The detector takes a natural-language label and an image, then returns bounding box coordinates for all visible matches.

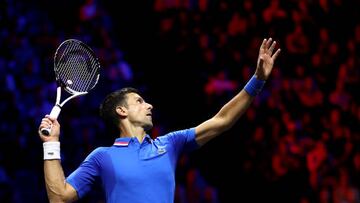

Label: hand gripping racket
[41,39,101,136]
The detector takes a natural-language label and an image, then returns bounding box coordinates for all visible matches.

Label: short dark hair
[99,87,140,129]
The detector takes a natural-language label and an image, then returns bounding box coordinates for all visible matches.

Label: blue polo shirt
[66,128,198,203]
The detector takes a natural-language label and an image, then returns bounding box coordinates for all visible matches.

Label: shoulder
[155,128,196,142]
[163,128,195,137]
[154,127,198,153]
[85,146,110,161]
[90,146,109,154]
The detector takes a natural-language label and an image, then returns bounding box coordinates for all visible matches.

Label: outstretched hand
[255,38,281,80]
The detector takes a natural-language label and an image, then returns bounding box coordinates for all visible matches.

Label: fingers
[268,40,276,53]
[265,38,273,50]
[39,116,53,131]
[260,38,267,50]
[262,37,280,58]
[272,48,281,61]
[39,115,59,131]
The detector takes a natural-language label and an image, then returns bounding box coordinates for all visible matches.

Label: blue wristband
[244,75,266,96]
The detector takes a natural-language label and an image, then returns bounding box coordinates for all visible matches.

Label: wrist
[244,75,266,96]
[254,72,266,80]
[43,141,61,160]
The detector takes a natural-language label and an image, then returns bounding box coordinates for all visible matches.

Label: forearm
[215,89,254,130]
[44,160,68,202]
[39,117,77,202]
[195,89,254,146]
[42,142,77,203]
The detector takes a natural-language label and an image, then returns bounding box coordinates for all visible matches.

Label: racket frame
[49,86,88,119]
[40,39,100,136]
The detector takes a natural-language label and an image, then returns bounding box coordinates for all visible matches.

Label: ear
[116,106,127,117]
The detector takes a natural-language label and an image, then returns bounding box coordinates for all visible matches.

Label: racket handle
[41,127,51,136]
[41,106,61,136]
[49,105,61,119]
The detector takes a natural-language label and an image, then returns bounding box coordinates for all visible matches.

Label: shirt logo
[157,147,166,154]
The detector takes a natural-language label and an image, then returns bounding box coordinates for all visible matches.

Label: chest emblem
[157,147,166,154]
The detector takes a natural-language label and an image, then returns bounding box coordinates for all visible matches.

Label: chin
[143,123,153,131]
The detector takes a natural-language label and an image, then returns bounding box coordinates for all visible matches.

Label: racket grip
[49,105,61,119]
[41,106,61,136]
[41,127,51,136]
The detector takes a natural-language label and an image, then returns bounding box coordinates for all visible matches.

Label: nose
[147,103,153,110]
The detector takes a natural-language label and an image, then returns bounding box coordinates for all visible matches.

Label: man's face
[125,93,153,131]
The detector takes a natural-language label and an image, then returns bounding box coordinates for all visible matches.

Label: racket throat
[49,105,62,119]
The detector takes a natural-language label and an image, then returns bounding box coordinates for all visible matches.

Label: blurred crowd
[0,0,359,203]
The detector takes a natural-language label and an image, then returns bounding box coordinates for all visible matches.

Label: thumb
[258,57,264,68]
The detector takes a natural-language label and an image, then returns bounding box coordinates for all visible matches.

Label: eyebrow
[133,96,144,102]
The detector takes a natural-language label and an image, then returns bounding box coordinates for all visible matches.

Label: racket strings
[59,44,97,91]
[55,41,100,93]
[65,46,96,90]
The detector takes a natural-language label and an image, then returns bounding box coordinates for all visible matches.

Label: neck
[119,124,146,143]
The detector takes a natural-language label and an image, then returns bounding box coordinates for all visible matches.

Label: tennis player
[38,38,280,202]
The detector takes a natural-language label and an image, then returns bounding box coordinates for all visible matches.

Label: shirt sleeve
[165,127,199,156]
[66,147,105,198]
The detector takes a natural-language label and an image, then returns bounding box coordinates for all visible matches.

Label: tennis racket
[41,39,101,136]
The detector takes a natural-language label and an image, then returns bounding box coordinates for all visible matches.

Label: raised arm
[195,38,281,146]
[38,116,78,202]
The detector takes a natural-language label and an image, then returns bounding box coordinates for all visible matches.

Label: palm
[255,38,281,80]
